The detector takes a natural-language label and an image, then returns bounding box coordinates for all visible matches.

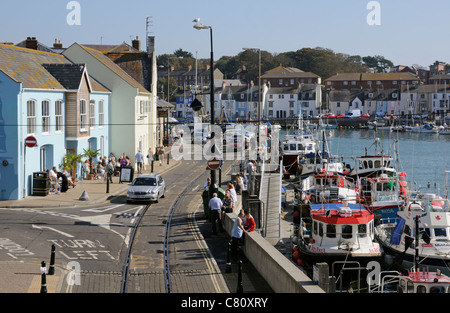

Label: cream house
[63,43,157,163]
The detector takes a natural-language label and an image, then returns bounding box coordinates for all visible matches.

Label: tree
[61,152,83,179]
[174,48,193,59]
[82,148,100,174]
[362,55,394,73]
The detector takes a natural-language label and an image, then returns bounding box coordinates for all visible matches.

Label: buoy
[296,258,305,267]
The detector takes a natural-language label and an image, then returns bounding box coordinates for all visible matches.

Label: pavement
[0,155,297,294]
[0,157,181,293]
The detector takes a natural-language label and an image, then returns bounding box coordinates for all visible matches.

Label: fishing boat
[359,173,406,223]
[300,169,357,205]
[296,203,382,272]
[348,138,397,179]
[368,119,391,130]
[411,122,440,133]
[371,214,450,293]
[281,133,317,175]
[439,124,450,135]
[376,192,450,276]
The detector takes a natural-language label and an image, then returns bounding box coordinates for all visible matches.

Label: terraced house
[0,44,110,200]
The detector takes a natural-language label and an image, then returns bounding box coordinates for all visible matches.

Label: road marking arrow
[32,224,75,238]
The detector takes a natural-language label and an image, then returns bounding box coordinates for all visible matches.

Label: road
[0,158,272,293]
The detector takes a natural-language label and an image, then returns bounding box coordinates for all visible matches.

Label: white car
[126,174,165,203]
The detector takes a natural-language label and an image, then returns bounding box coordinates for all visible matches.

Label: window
[326,224,336,238]
[358,224,368,238]
[42,100,50,133]
[434,228,447,238]
[27,100,36,135]
[342,225,352,239]
[80,99,87,132]
[98,100,104,127]
[55,100,63,132]
[90,100,95,128]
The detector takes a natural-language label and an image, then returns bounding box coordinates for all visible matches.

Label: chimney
[53,39,63,49]
[132,36,141,51]
[147,36,155,53]
[26,37,38,50]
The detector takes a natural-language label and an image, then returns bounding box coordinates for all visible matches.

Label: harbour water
[282,127,450,196]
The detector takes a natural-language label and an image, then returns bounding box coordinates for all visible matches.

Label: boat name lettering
[310,245,325,253]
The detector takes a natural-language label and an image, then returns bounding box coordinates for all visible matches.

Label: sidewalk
[0,158,180,209]
[0,157,180,293]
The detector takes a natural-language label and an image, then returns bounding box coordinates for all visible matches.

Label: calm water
[281,128,450,196]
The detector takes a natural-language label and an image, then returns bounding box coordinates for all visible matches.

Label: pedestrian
[135,150,144,174]
[106,160,115,183]
[231,209,247,259]
[243,209,255,232]
[159,146,165,165]
[235,174,243,195]
[221,193,234,226]
[56,171,68,192]
[204,177,211,190]
[227,183,237,204]
[208,193,223,234]
[147,147,154,165]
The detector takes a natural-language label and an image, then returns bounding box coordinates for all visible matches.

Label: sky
[1,0,449,69]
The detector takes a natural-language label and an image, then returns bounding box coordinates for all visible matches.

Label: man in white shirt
[208,193,223,234]
[49,166,58,181]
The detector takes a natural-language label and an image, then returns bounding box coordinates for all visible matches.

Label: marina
[280,126,450,292]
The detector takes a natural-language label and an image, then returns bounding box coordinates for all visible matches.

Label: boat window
[434,228,447,238]
[342,225,352,239]
[417,285,426,293]
[298,144,304,150]
[407,281,414,293]
[368,160,373,168]
[319,223,323,237]
[313,221,318,235]
[430,286,446,293]
[326,224,336,238]
[290,144,296,151]
[404,225,411,236]
[358,224,368,237]
[283,144,289,151]
[362,161,367,169]
[374,160,381,168]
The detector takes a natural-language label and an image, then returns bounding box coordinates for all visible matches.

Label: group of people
[46,166,75,194]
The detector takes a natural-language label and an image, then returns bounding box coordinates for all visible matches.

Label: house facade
[0,44,110,200]
[63,43,157,161]
[325,72,420,91]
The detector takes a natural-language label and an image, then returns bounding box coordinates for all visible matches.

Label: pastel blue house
[0,44,110,200]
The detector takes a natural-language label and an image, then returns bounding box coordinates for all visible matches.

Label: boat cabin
[282,139,316,156]
[350,155,395,178]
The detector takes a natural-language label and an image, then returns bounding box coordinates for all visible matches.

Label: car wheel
[161,188,165,198]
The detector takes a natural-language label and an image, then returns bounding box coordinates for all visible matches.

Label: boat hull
[282,154,299,174]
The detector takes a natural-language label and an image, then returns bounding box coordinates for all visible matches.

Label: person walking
[135,150,144,174]
[159,146,165,165]
[231,209,247,259]
[208,193,223,234]
[147,147,154,165]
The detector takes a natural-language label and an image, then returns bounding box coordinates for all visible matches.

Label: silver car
[126,174,165,203]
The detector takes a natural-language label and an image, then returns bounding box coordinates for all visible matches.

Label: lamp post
[243,47,261,144]
[193,18,217,197]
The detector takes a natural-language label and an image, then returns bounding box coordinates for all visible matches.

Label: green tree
[174,48,193,58]
[82,148,100,174]
[362,55,393,73]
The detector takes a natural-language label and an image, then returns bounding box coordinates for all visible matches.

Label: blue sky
[1,0,449,69]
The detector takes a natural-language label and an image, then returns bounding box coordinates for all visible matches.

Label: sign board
[25,136,37,148]
[207,157,221,170]
[119,166,134,183]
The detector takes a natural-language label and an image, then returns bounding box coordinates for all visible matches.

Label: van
[344,110,362,118]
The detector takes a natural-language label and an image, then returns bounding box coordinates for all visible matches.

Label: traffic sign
[207,157,221,170]
[25,136,37,148]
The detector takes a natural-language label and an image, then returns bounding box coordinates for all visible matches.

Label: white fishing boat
[348,138,397,179]
[368,119,391,130]
[296,202,382,272]
[300,170,358,205]
[359,173,406,224]
[411,122,439,133]
[281,133,317,175]
[376,192,450,276]
[371,213,450,293]
[439,124,450,135]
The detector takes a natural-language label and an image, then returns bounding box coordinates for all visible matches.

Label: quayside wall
[223,212,325,293]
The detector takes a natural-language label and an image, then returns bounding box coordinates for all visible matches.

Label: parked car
[337,113,345,118]
[361,113,370,119]
[325,113,336,118]
[126,174,165,203]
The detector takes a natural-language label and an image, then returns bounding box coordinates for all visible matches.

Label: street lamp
[243,47,261,144]
[193,18,217,198]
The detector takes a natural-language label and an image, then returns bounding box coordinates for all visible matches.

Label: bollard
[151,161,154,173]
[167,153,170,165]
[225,241,232,273]
[48,244,55,275]
[40,261,47,293]
[236,259,243,293]
[106,176,110,194]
